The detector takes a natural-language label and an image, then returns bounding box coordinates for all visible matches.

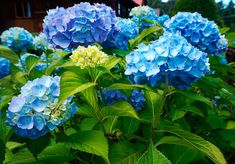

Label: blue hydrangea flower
[33,33,48,50]
[164,12,228,55]
[125,32,210,89]
[1,27,33,51]
[43,3,117,50]
[130,90,145,111]
[157,14,170,25]
[6,76,78,139]
[130,6,158,30]
[102,89,128,106]
[0,57,10,79]
[102,18,138,50]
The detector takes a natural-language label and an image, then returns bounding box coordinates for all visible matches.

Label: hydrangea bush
[0,3,234,164]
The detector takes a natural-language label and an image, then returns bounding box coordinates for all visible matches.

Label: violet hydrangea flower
[164,12,228,55]
[1,27,33,51]
[6,76,78,139]
[125,32,210,89]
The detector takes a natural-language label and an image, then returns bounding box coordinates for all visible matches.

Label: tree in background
[172,0,220,23]
[219,1,235,31]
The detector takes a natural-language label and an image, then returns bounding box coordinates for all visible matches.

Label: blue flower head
[33,33,48,50]
[1,27,33,51]
[103,18,139,50]
[0,57,10,79]
[131,90,145,111]
[43,3,117,50]
[101,89,128,106]
[164,12,228,55]
[130,6,158,30]
[6,76,78,139]
[125,32,210,89]
[157,14,170,25]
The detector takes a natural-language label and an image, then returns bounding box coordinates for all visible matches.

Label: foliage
[0,3,234,164]
[173,0,220,23]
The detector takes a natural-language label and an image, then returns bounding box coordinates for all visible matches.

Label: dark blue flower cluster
[43,3,117,50]
[125,32,210,89]
[1,27,33,51]
[103,18,138,50]
[0,57,10,79]
[101,89,145,111]
[164,12,227,55]
[130,6,158,30]
[130,90,145,111]
[6,76,77,139]
[102,89,128,106]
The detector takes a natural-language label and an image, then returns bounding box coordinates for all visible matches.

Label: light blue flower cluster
[103,18,138,50]
[1,27,33,51]
[164,12,227,55]
[130,6,158,30]
[6,76,77,139]
[33,33,48,50]
[130,90,145,111]
[125,32,210,89]
[43,3,117,50]
[0,57,10,79]
[102,89,128,106]
[157,14,170,25]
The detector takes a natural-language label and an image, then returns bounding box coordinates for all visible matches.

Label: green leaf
[80,118,98,131]
[37,144,75,163]
[103,56,122,70]
[226,32,235,47]
[137,141,172,164]
[169,145,200,164]
[176,91,212,107]
[172,110,186,121]
[101,101,139,119]
[180,106,204,117]
[103,48,129,57]
[108,83,153,92]
[157,126,226,164]
[219,27,230,34]
[45,58,65,75]
[25,55,40,73]
[0,119,12,143]
[6,148,37,164]
[81,86,99,113]
[6,142,25,150]
[59,130,109,162]
[0,45,19,63]
[129,25,163,49]
[123,117,140,135]
[0,140,5,164]
[59,70,96,104]
[109,142,144,164]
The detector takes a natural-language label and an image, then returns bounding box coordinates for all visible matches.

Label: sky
[161,0,235,5]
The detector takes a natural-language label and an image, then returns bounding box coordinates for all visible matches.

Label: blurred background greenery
[148,0,235,31]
